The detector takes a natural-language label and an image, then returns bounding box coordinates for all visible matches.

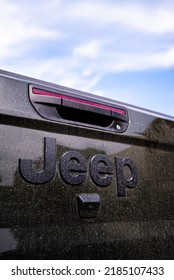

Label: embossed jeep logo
[19,137,138,197]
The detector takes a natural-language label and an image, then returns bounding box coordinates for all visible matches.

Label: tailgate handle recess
[30,86,129,132]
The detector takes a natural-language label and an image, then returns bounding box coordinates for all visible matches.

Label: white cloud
[0,0,61,59]
[73,41,102,59]
[1,0,174,97]
[99,47,174,72]
[66,1,174,34]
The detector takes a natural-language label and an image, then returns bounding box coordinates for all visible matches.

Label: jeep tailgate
[0,70,174,259]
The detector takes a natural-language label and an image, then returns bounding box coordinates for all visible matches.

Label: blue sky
[1,0,174,117]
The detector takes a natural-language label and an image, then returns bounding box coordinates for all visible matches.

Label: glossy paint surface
[0,71,174,259]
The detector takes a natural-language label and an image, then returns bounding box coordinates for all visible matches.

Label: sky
[1,0,174,117]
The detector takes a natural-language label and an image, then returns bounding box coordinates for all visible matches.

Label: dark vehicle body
[0,70,174,259]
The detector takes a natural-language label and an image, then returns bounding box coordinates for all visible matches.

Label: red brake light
[32,88,126,116]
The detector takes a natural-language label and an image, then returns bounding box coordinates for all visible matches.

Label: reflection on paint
[0,228,18,253]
